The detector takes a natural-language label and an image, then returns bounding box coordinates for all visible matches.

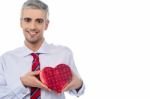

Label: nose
[30,21,36,30]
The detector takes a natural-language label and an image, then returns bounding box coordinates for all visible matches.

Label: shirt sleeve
[69,83,85,97]
[67,48,85,97]
[0,56,30,99]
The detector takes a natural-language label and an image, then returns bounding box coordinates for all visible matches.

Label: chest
[4,54,70,85]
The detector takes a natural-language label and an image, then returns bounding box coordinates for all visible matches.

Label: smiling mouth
[27,31,38,37]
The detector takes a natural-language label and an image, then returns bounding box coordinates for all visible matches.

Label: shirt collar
[21,41,52,57]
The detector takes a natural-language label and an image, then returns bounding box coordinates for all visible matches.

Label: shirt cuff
[11,77,30,98]
[69,83,85,97]
[76,82,83,92]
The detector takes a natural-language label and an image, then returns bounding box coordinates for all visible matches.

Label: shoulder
[48,43,73,55]
[1,47,24,58]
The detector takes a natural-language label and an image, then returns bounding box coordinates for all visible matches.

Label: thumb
[40,82,51,92]
[62,82,73,92]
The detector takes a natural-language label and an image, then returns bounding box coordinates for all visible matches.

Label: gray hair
[21,0,49,19]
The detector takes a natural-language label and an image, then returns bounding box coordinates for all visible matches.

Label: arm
[63,72,85,97]
[20,71,51,91]
[64,48,85,97]
[0,56,50,99]
[0,56,29,99]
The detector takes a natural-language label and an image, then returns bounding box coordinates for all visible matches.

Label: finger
[42,84,51,92]
[34,70,40,75]
[42,85,51,92]
[55,92,61,96]
[29,70,40,76]
[62,82,72,92]
[39,82,51,92]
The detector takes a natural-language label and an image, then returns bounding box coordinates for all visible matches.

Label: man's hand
[20,71,51,91]
[62,72,83,92]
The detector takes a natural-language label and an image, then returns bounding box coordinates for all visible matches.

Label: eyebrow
[22,17,44,20]
[35,18,44,21]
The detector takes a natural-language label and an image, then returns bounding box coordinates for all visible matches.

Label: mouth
[27,30,39,37]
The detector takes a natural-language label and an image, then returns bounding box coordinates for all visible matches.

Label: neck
[25,38,44,52]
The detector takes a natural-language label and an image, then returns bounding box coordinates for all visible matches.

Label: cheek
[21,23,28,30]
[38,25,46,31]
[39,22,48,30]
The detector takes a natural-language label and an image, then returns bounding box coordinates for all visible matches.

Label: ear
[45,20,49,30]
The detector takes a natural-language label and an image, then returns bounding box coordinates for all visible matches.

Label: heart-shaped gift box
[40,64,72,93]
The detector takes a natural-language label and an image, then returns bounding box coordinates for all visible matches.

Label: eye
[23,18,32,23]
[36,19,44,24]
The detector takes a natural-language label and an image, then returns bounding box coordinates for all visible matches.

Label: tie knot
[31,53,39,60]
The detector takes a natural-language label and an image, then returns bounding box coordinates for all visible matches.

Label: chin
[26,39,38,44]
[26,37,44,44]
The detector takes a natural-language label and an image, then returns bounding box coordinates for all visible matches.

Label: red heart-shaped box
[40,64,72,93]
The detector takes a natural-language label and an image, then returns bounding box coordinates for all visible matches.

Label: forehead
[21,8,46,19]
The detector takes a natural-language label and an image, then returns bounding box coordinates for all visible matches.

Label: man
[0,0,85,99]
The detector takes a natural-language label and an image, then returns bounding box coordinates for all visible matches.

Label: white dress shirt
[0,41,85,99]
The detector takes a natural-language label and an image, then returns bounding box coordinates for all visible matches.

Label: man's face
[20,8,49,44]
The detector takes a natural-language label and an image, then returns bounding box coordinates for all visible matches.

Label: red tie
[30,53,41,99]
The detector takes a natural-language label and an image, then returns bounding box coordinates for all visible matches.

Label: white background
[0,0,150,99]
